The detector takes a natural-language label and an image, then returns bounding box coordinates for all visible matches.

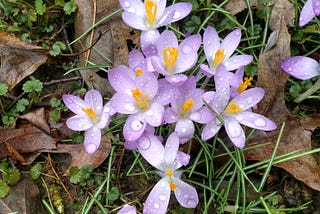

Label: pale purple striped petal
[203,26,220,65]
[123,115,146,141]
[221,29,241,60]
[164,107,179,123]
[108,65,136,92]
[224,117,245,148]
[164,132,180,164]
[158,3,192,26]
[141,30,160,57]
[143,102,164,127]
[313,0,320,15]
[202,120,221,141]
[121,12,147,30]
[117,204,137,214]
[224,55,253,71]
[231,87,264,111]
[299,0,315,26]
[84,127,101,154]
[66,115,93,131]
[173,178,199,208]
[84,90,103,115]
[175,119,194,141]
[234,111,277,131]
[111,92,139,114]
[63,94,88,115]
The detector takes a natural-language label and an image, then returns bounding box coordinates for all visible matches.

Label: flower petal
[123,115,146,141]
[173,178,199,208]
[158,3,192,26]
[165,73,188,85]
[63,94,88,115]
[155,79,180,105]
[108,65,136,93]
[231,87,265,110]
[224,55,253,71]
[158,30,179,66]
[300,0,316,26]
[201,120,221,141]
[224,117,245,148]
[164,107,179,123]
[313,0,320,15]
[96,102,114,129]
[138,132,164,169]
[84,90,103,115]
[235,111,277,131]
[117,204,137,214]
[66,115,93,131]
[199,64,215,77]
[111,92,138,114]
[136,72,159,99]
[164,132,180,164]
[214,64,231,106]
[176,151,190,166]
[203,26,220,65]
[141,30,160,57]
[84,127,101,154]
[143,102,164,127]
[119,0,144,15]
[128,49,145,69]
[192,106,215,124]
[279,56,319,80]
[121,11,147,30]
[143,177,170,214]
[221,29,241,60]
[175,119,194,141]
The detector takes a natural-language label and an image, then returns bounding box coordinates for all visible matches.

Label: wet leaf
[246,17,320,191]
[19,108,50,134]
[0,31,49,91]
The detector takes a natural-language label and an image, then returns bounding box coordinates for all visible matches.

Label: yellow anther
[169,181,177,191]
[82,107,97,120]
[131,88,149,110]
[145,0,157,24]
[213,49,225,67]
[135,68,143,76]
[166,169,173,177]
[163,47,179,72]
[225,101,242,114]
[180,99,194,115]
[237,77,253,93]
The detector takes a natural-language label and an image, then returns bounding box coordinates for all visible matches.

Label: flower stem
[294,77,320,103]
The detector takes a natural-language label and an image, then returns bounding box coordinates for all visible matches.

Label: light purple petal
[224,117,245,148]
[173,178,199,208]
[96,102,114,129]
[234,111,277,131]
[136,72,159,99]
[214,64,231,106]
[164,107,179,123]
[124,140,138,150]
[117,204,137,214]
[138,132,164,169]
[224,55,253,71]
[143,102,164,127]
[155,0,167,21]
[84,90,103,115]
[313,0,320,15]
[231,87,265,111]
[158,3,192,26]
[158,30,179,67]
[186,88,205,111]
[119,0,144,15]
[84,127,101,154]
[165,74,188,85]
[199,64,215,77]
[203,26,220,65]
[123,115,146,141]
[141,30,160,57]
[121,12,147,30]
[164,132,180,164]
[108,65,136,92]
[300,0,316,26]
[155,79,180,105]
[175,34,201,73]
[111,92,139,114]
[66,115,93,131]
[221,29,241,60]
[192,106,215,124]
[176,151,190,166]
[279,56,319,80]
[175,119,194,140]
[63,94,88,115]
[128,49,145,69]
[201,120,221,141]
[143,177,170,214]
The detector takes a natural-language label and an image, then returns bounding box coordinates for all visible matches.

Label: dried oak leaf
[246,18,320,191]
[0,31,48,91]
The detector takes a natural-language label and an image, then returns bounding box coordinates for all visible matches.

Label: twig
[43,76,82,87]
[41,176,54,209]
[48,153,74,202]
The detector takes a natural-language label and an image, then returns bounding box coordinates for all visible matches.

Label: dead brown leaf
[0,31,49,91]
[246,17,320,191]
[19,108,50,134]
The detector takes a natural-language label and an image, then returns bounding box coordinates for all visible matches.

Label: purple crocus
[150,30,201,85]
[117,204,137,214]
[279,56,319,80]
[230,66,254,98]
[164,76,206,143]
[200,26,253,77]
[299,0,320,27]
[201,65,276,148]
[63,90,114,154]
[136,132,198,214]
[119,0,192,56]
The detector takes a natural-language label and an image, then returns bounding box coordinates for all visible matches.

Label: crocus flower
[279,56,319,80]
[119,0,192,56]
[299,0,320,27]
[200,26,253,77]
[230,66,254,98]
[136,132,198,214]
[63,90,114,154]
[201,65,276,148]
[150,30,201,85]
[164,76,205,143]
[117,204,137,214]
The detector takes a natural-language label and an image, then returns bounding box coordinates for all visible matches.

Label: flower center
[213,49,225,67]
[131,88,149,110]
[179,99,194,117]
[82,107,98,121]
[225,101,242,114]
[237,76,253,93]
[163,47,178,73]
[145,0,157,24]
[135,68,143,77]
[165,169,177,191]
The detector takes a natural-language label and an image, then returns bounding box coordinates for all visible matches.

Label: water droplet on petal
[247,97,253,104]
[78,123,83,127]
[182,45,192,54]
[146,109,154,116]
[186,199,197,207]
[124,104,135,112]
[104,106,110,112]
[228,123,242,137]
[154,203,160,209]
[184,193,189,198]
[190,112,201,121]
[86,144,97,154]
[253,118,266,127]
[181,127,187,133]
[138,136,151,150]
[131,120,144,131]
[159,194,167,201]
[123,1,130,7]
[173,11,181,19]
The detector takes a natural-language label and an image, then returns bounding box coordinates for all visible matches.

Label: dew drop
[181,127,187,133]
[146,109,154,116]
[124,104,135,112]
[159,194,167,201]
[154,203,160,209]
[86,144,97,154]
[253,118,266,127]
[131,120,144,131]
[173,11,181,19]
[190,112,201,121]
[138,137,151,150]
[186,199,197,207]
[184,193,189,198]
[123,1,130,7]
[78,123,83,127]
[227,122,242,137]
[247,97,254,104]
[182,45,192,54]
[104,106,110,112]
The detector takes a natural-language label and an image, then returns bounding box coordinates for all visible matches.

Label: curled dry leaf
[19,108,50,134]
[246,17,320,191]
[0,31,48,91]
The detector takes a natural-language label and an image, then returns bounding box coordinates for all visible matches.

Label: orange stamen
[163,47,179,72]
[225,101,242,114]
[135,68,143,76]
[131,88,149,110]
[213,49,225,67]
[145,0,157,24]
[82,107,97,120]
[237,77,253,93]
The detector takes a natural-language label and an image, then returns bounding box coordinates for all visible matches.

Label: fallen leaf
[19,108,50,134]
[224,0,258,16]
[246,17,320,191]
[0,31,49,91]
